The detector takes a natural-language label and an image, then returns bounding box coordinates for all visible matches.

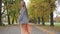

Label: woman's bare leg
[27,23,32,34]
[20,24,29,34]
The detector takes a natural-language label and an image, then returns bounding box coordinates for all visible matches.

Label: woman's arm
[18,9,25,22]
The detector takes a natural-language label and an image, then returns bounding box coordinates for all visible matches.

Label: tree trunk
[33,17,37,24]
[12,13,15,24]
[50,12,54,26]
[38,16,40,24]
[0,0,2,26]
[12,18,14,24]
[7,10,10,25]
[8,15,10,25]
[15,19,17,23]
[42,17,45,25]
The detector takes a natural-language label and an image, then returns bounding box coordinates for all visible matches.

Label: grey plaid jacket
[18,7,29,24]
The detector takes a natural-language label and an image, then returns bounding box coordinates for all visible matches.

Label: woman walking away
[18,0,32,34]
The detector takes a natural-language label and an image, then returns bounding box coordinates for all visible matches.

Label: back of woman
[18,0,32,34]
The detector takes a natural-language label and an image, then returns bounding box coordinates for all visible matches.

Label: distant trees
[0,0,56,26]
[58,0,60,5]
[4,0,21,24]
[0,0,21,25]
[29,0,56,26]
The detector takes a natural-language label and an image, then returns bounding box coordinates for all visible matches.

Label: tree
[49,0,56,26]
[4,0,11,25]
[3,0,21,24]
[29,0,56,26]
[38,16,40,24]
[9,0,21,24]
[58,0,60,5]
[50,12,54,26]
[29,0,49,25]
[0,0,2,25]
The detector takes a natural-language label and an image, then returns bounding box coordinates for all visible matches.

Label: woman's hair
[21,0,26,7]
[20,0,28,16]
[21,0,27,11]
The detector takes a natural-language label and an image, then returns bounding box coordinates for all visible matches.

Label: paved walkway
[0,25,60,34]
[0,25,48,34]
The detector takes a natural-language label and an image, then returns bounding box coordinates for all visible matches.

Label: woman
[18,0,32,34]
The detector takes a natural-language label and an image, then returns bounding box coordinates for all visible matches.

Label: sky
[53,0,60,18]
[24,0,30,6]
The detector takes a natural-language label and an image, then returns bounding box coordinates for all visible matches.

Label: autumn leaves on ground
[34,23,60,32]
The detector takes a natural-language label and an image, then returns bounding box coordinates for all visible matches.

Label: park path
[0,25,60,34]
[0,25,48,34]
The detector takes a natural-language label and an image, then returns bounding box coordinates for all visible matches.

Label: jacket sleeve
[18,9,24,22]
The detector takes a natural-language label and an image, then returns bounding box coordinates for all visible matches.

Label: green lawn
[45,23,60,27]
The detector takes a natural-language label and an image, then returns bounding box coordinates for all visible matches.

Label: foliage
[29,0,56,22]
[3,0,21,23]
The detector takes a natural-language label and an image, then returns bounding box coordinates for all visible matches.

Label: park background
[0,0,60,34]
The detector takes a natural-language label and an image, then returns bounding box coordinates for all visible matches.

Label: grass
[45,23,60,26]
